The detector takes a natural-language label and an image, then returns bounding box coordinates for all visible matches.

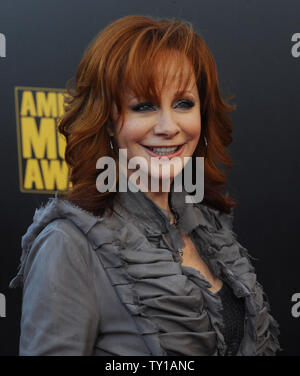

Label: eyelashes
[130,99,195,112]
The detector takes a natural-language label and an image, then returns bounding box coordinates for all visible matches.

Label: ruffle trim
[10,197,282,356]
[85,200,281,356]
[88,219,218,356]
[192,204,282,356]
[254,282,282,355]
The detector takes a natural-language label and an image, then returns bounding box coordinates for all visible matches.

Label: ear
[106,117,115,137]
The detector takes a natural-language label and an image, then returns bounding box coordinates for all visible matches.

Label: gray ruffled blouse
[10,184,281,356]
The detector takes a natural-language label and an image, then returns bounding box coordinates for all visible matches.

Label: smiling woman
[58,15,236,217]
[108,51,201,200]
[10,15,281,356]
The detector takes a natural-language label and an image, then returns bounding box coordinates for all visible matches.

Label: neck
[123,170,176,224]
[144,190,175,225]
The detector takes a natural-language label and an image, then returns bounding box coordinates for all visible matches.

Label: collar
[113,171,209,235]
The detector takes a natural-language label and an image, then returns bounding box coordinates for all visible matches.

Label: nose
[153,109,180,138]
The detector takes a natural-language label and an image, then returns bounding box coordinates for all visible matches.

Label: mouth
[141,144,185,158]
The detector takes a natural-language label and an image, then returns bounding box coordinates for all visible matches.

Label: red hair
[58,15,237,216]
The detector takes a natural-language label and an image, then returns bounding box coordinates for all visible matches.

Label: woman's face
[111,56,201,188]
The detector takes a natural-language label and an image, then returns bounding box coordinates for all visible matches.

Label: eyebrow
[128,90,196,102]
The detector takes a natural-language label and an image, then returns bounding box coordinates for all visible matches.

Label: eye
[130,99,195,112]
[130,102,156,112]
[175,99,195,109]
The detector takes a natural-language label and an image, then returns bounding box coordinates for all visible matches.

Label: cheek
[186,117,201,140]
[118,119,152,144]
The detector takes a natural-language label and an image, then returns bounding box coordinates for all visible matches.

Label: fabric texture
[216,281,246,356]
[10,181,281,356]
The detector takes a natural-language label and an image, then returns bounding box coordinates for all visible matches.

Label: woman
[10,15,281,356]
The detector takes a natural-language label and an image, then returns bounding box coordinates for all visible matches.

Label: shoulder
[31,217,91,254]
[10,197,117,289]
[35,217,90,247]
[22,218,96,286]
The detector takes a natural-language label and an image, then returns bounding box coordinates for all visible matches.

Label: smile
[142,144,185,158]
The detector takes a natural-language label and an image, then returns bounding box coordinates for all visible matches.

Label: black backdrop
[0,0,299,356]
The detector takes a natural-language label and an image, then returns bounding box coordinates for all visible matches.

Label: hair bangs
[116,43,197,128]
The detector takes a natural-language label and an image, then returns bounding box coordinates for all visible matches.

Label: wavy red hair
[58,15,237,216]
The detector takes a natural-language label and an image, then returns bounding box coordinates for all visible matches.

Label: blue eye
[130,99,195,112]
[131,102,155,112]
[176,99,195,109]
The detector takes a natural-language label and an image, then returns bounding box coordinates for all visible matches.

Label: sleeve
[230,234,281,355]
[215,208,282,356]
[19,221,101,356]
[233,231,281,355]
[253,280,282,356]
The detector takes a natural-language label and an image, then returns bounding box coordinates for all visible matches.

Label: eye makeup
[130,99,195,112]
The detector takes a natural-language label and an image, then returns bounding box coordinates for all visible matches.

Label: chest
[179,232,223,294]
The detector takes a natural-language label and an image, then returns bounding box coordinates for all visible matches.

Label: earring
[203,136,208,158]
[109,137,114,150]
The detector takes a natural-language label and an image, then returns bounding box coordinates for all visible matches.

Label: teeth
[149,146,180,155]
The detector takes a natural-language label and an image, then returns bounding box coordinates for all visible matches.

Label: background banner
[0,0,299,356]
